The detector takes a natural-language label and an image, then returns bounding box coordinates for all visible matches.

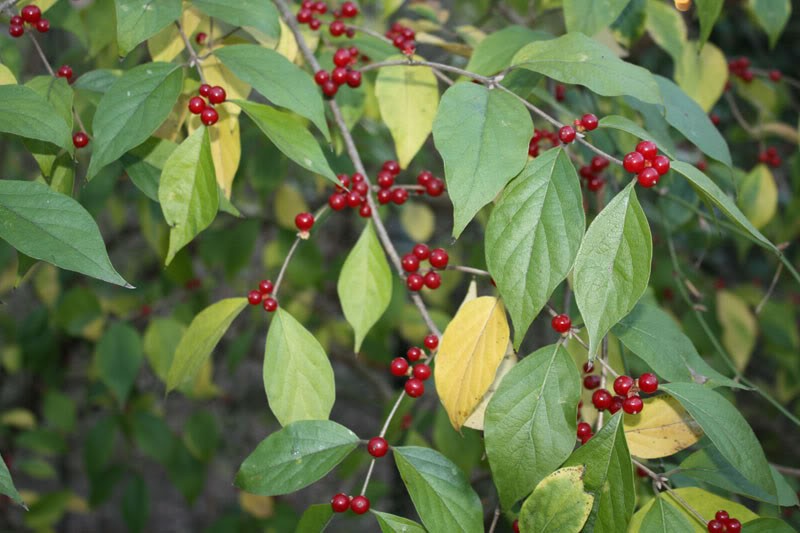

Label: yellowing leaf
[737,164,777,230]
[434,296,510,429]
[624,396,703,459]
[239,492,275,519]
[188,104,241,198]
[201,49,250,114]
[0,64,17,85]
[675,41,727,112]
[717,290,757,372]
[629,487,759,532]
[0,408,37,429]
[400,203,435,243]
[463,348,517,431]
[148,8,204,62]
[273,184,310,230]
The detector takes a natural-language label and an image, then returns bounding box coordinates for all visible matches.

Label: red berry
[21,5,41,23]
[259,280,274,294]
[377,189,392,204]
[416,171,433,186]
[200,107,219,126]
[346,27,355,38]
[636,140,658,160]
[623,395,643,414]
[613,376,634,396]
[351,172,365,183]
[741,70,753,82]
[367,436,389,457]
[331,493,350,513]
[263,297,278,312]
[424,334,438,350]
[341,1,358,17]
[581,113,598,131]
[390,357,409,376]
[198,83,212,97]
[329,20,346,36]
[426,178,444,196]
[726,519,741,533]
[707,520,724,533]
[208,86,226,104]
[10,15,22,25]
[583,375,601,390]
[551,314,571,333]
[382,160,400,175]
[587,176,605,192]
[314,70,330,85]
[346,191,362,207]
[302,0,313,8]
[309,18,322,30]
[592,389,612,410]
[248,290,263,305]
[333,48,352,67]
[57,65,73,80]
[391,187,408,204]
[359,204,372,218]
[313,1,327,13]
[413,363,431,381]
[623,151,646,173]
[9,24,24,37]
[652,155,670,176]
[401,41,416,55]
[769,69,782,82]
[188,96,206,114]
[72,132,89,148]
[559,125,576,144]
[513,520,520,533]
[195,32,207,44]
[429,248,448,269]
[710,113,721,126]
[294,212,315,232]
[715,511,729,521]
[609,395,625,414]
[35,18,49,33]
[590,156,609,172]
[412,244,429,260]
[423,271,441,289]
[346,70,362,88]
[377,170,394,189]
[577,422,592,439]
[638,373,659,393]
[350,495,370,514]
[406,347,422,362]
[401,253,420,272]
[555,84,566,101]
[296,8,312,23]
[321,80,338,98]
[331,66,348,85]
[405,378,425,398]
[406,273,424,291]
[583,362,594,373]
[637,167,660,188]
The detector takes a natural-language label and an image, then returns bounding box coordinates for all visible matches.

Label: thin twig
[432,68,455,86]
[771,463,800,478]
[488,505,502,533]
[446,265,490,277]
[754,262,782,314]
[176,20,207,83]
[272,237,301,298]
[27,33,55,76]
[724,91,757,137]
[347,24,391,43]
[360,59,493,84]
[632,459,707,527]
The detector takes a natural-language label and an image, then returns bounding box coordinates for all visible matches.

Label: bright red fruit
[200,107,219,126]
[424,271,441,289]
[592,389,612,410]
[406,273,424,291]
[638,373,659,393]
[188,96,206,114]
[333,48,352,67]
[405,378,425,398]
[390,357,409,376]
[551,314,571,333]
[35,18,49,32]
[413,364,431,381]
[72,132,89,148]
[198,83,212,97]
[424,334,438,350]
[614,375,634,396]
[330,493,349,513]
[623,151,646,173]
[559,125,576,144]
[259,280,274,294]
[406,347,422,361]
[636,140,658,160]
[195,32,207,44]
[429,248,448,269]
[263,297,278,312]
[382,160,400,175]
[57,65,73,80]
[707,520,724,533]
[623,395,643,414]
[652,155,670,176]
[9,24,24,37]
[341,1,358,17]
[367,437,388,457]
[208,86,226,104]
[577,422,592,439]
[21,5,41,23]
[391,187,409,204]
[726,519,741,533]
[412,244,429,260]
[581,113,599,131]
[402,254,420,272]
[346,70,362,88]
[350,495,370,514]
[321,80,338,97]
[295,212,315,231]
[637,167,660,188]
[583,375,601,390]
[247,291,262,305]
[426,178,445,196]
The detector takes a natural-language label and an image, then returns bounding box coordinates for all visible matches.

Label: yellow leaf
[273,184,310,230]
[675,41,727,111]
[624,396,703,459]
[716,290,757,372]
[400,203,435,243]
[0,408,37,429]
[0,63,17,85]
[463,348,517,430]
[239,492,275,519]
[375,55,439,168]
[434,296,510,429]
[737,164,777,230]
[33,264,60,308]
[189,104,241,198]
[148,7,204,62]
[629,487,759,532]
[67,494,89,513]
[201,47,251,112]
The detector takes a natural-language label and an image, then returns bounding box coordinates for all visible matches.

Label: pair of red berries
[294,212,315,232]
[591,373,659,415]
[558,113,598,145]
[413,170,445,197]
[331,493,370,514]
[328,172,373,217]
[528,128,559,158]
[8,5,49,37]
[314,47,362,98]
[403,245,448,292]
[623,141,671,188]
[707,510,742,533]
[758,147,781,168]
[188,84,227,126]
[385,22,416,55]
[581,361,601,390]
[578,155,609,192]
[247,279,278,312]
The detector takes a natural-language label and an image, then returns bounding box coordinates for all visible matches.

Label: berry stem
[445,265,490,277]
[176,20,207,83]
[723,91,757,137]
[487,505,502,533]
[632,459,707,527]
[754,262,782,315]
[27,32,55,76]
[359,59,495,84]
[272,236,302,298]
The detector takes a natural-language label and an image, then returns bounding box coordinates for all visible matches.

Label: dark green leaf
[598,115,675,159]
[563,0,632,37]
[183,411,219,462]
[0,84,71,150]
[192,0,280,39]
[748,0,791,48]
[372,510,427,533]
[121,474,149,533]
[695,0,724,46]
[0,451,25,508]
[640,496,694,532]
[466,26,551,76]
[742,518,796,533]
[122,137,178,202]
[115,0,181,55]
[295,504,333,533]
[95,322,143,405]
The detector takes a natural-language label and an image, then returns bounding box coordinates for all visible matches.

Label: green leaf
[235,420,359,495]
[564,413,636,533]
[563,0,632,37]
[640,496,695,532]
[748,0,791,48]
[671,161,775,252]
[166,298,248,392]
[485,343,582,508]
[337,222,392,352]
[432,407,483,476]
[598,115,675,159]
[432,82,532,237]
[158,127,218,265]
[519,466,594,532]
[235,100,338,184]
[742,518,796,533]
[465,26,550,76]
[215,45,330,141]
[115,0,181,55]
[372,511,427,533]
[654,76,731,166]
[393,446,483,533]
[573,182,652,359]
[87,62,183,179]
[512,33,662,105]
[661,382,776,497]
[264,308,335,426]
[485,149,584,345]
[375,56,439,168]
[122,137,178,202]
[0,180,130,287]
[737,164,777,230]
[192,0,280,39]
[695,0,724,46]
[95,322,143,405]
[0,451,25,508]
[613,302,740,387]
[24,76,75,176]
[0,84,71,150]
[295,504,334,533]
[121,474,149,533]
[645,0,687,61]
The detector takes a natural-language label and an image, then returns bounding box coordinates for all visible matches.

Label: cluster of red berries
[314,47,362,98]
[8,5,49,37]
[581,361,601,391]
[390,335,438,398]
[374,166,444,204]
[707,510,742,533]
[297,1,359,33]
[591,372,659,415]
[551,313,571,334]
[402,245,448,292]
[623,141,671,188]
[328,172,373,217]
[384,22,417,55]
[579,156,609,192]
[557,113,598,145]
[728,57,755,83]
[187,84,226,126]
[247,279,278,313]
[528,129,559,157]
[411,170,445,197]
[331,493,370,514]
[758,146,781,168]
